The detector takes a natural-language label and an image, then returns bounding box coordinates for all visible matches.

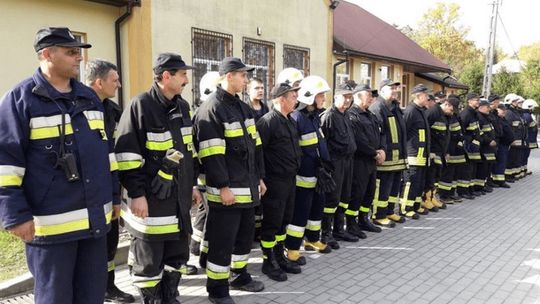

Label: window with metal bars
[243,38,275,101]
[191,28,233,107]
[283,44,310,76]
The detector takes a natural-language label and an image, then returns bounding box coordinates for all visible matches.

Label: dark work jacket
[478,112,497,161]
[505,106,527,148]
[0,69,115,244]
[426,104,450,165]
[368,97,407,171]
[320,105,357,160]
[115,83,195,240]
[247,99,270,122]
[459,106,482,161]
[348,104,382,167]
[447,113,467,164]
[521,109,538,149]
[193,85,264,209]
[498,116,515,146]
[488,110,503,143]
[291,108,330,180]
[257,109,301,180]
[403,102,430,167]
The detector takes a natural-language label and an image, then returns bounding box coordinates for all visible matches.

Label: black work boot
[137,285,162,304]
[274,242,301,274]
[332,210,359,242]
[261,248,287,281]
[345,215,367,239]
[321,214,340,249]
[180,263,198,275]
[358,213,382,233]
[161,271,181,304]
[105,271,135,303]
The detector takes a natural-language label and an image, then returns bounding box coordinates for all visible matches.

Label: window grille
[283,44,310,76]
[243,38,275,101]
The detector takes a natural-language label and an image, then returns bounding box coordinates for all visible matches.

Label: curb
[0,241,130,299]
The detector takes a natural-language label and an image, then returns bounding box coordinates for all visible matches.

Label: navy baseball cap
[34,27,91,52]
[466,92,482,100]
[153,53,193,75]
[219,57,254,75]
[355,84,377,94]
[411,84,431,94]
[335,80,358,95]
[379,78,401,90]
[271,82,300,99]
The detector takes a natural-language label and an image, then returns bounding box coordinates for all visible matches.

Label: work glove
[315,162,337,195]
[151,149,183,200]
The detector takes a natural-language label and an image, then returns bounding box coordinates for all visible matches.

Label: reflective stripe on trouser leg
[304,190,325,243]
[285,186,314,250]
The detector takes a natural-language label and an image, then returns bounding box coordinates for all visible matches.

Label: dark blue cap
[34,27,91,52]
[153,53,193,75]
[219,57,254,75]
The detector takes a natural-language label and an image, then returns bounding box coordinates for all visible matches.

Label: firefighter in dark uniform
[347,84,385,237]
[285,75,333,265]
[115,53,202,303]
[256,83,302,281]
[521,98,538,175]
[425,94,453,210]
[475,99,498,194]
[491,103,513,187]
[486,94,505,188]
[401,84,432,218]
[368,79,407,227]
[457,93,483,197]
[504,94,527,182]
[193,57,266,304]
[189,71,220,269]
[438,96,469,202]
[320,81,359,246]
[86,59,135,303]
[0,27,116,304]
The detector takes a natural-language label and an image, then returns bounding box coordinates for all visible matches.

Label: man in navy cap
[0,26,116,304]
[193,57,266,304]
[115,52,202,303]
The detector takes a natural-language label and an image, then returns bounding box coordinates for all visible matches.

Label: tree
[522,59,540,101]
[518,42,540,62]
[459,61,484,94]
[492,67,524,97]
[407,3,484,77]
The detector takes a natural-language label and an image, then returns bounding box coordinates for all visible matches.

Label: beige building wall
[0,0,122,94]
[147,0,333,104]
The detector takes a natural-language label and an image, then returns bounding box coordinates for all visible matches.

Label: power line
[497,12,521,62]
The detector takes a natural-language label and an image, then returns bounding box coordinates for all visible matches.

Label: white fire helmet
[503,93,518,105]
[277,67,304,87]
[199,71,221,102]
[297,75,331,107]
[522,99,539,109]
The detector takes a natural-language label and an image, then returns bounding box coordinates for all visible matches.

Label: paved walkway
[3,149,540,304]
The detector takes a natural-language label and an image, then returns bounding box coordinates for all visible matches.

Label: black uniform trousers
[325,156,353,214]
[506,147,523,179]
[492,144,509,184]
[260,176,296,249]
[425,160,441,192]
[129,233,189,286]
[285,185,326,250]
[206,206,255,298]
[474,161,492,190]
[26,236,107,304]
[347,157,376,216]
[373,170,402,219]
[438,162,458,197]
[401,166,427,212]
[191,194,208,254]
[456,160,477,195]
[106,219,120,278]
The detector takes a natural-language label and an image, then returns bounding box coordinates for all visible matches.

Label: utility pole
[482,0,500,97]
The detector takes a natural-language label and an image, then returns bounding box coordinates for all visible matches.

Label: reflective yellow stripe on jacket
[34,202,113,236]
[206,186,252,204]
[299,132,318,147]
[29,114,74,140]
[116,152,143,171]
[120,203,180,234]
[0,165,25,187]
[146,131,173,151]
[198,138,226,158]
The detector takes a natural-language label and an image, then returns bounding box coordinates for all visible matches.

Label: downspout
[332,50,349,96]
[115,0,138,109]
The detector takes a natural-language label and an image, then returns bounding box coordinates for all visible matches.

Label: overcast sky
[346,0,539,56]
